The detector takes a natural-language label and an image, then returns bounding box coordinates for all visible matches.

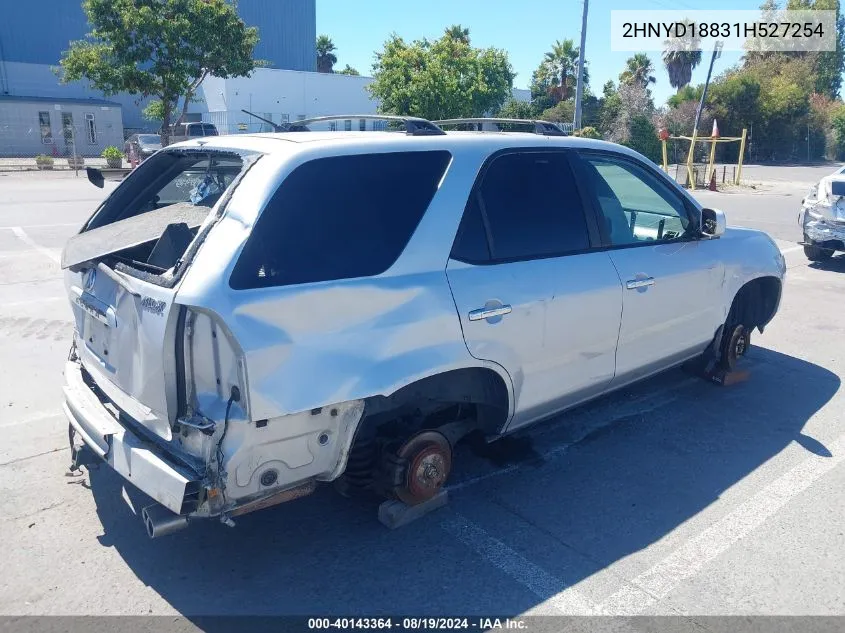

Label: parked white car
[62,117,785,538]
[799,170,845,261]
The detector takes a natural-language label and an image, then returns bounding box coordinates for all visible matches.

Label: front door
[574,151,726,386]
[446,150,623,430]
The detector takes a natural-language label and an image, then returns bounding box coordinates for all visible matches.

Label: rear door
[574,150,725,385]
[63,150,248,439]
[446,150,623,430]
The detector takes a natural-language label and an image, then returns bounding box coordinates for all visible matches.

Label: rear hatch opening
[62,148,257,467]
[63,150,252,283]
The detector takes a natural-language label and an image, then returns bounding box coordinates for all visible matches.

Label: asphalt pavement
[1,166,844,624]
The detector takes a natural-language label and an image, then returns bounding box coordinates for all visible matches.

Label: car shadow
[809,253,845,272]
[86,345,839,618]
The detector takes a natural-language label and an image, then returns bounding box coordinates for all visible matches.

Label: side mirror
[701,207,726,239]
[85,166,104,189]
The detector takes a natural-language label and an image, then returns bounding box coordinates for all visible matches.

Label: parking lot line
[597,430,845,614]
[441,513,602,615]
[9,227,60,264]
[0,222,80,230]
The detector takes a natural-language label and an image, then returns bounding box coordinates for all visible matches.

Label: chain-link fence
[0,104,128,171]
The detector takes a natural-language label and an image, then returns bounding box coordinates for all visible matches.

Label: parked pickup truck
[61,116,785,539]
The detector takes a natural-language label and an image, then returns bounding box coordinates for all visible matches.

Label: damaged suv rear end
[62,134,465,538]
[62,137,356,537]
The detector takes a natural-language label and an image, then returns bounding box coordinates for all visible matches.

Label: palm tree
[620,53,657,89]
[662,22,702,92]
[543,39,580,102]
[444,25,470,44]
[316,35,338,73]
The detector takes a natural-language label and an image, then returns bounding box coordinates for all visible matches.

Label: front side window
[230,151,452,289]
[452,152,590,262]
[580,154,691,246]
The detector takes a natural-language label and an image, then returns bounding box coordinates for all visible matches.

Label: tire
[804,242,834,262]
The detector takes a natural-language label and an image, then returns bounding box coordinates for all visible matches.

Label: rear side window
[188,124,203,137]
[230,150,452,289]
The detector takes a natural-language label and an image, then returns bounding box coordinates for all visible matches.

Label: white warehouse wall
[196,68,533,133]
[197,68,378,133]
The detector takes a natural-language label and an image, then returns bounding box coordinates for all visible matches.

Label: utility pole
[573,0,589,130]
[686,41,722,188]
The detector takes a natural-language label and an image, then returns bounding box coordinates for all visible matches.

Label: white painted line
[0,222,80,230]
[9,227,60,264]
[0,410,64,429]
[2,297,65,308]
[779,245,803,254]
[441,513,601,614]
[598,431,845,615]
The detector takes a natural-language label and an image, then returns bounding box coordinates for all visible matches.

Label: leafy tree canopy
[58,0,259,145]
[60,0,260,94]
[368,27,515,120]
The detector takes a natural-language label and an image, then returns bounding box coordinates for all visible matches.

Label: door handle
[468,305,512,321]
[626,277,655,290]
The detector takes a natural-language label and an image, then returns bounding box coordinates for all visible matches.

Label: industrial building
[0,0,316,155]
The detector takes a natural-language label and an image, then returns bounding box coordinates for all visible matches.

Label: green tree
[620,53,657,89]
[316,35,338,73]
[542,39,581,102]
[444,25,471,44]
[339,65,360,76]
[624,115,662,163]
[830,104,845,158]
[497,98,536,119]
[667,84,703,108]
[368,30,514,120]
[142,100,165,122]
[58,0,259,146]
[809,0,845,98]
[662,21,702,92]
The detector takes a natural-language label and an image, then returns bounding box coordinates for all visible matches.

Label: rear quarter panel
[175,143,515,422]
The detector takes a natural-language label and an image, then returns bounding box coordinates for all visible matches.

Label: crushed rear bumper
[63,360,200,515]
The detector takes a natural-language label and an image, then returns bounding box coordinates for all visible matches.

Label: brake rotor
[722,324,749,371]
[395,431,452,506]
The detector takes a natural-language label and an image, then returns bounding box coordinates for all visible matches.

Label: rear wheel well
[336,368,510,498]
[358,367,510,441]
[728,276,781,333]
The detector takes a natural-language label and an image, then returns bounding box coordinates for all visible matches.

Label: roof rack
[434,118,568,136]
[240,110,446,136]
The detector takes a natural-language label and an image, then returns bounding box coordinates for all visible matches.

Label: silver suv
[62,116,785,538]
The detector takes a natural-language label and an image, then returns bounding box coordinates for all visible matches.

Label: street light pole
[573,0,589,130]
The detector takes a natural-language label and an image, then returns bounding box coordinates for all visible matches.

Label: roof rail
[286,115,446,136]
[240,110,446,136]
[434,118,569,136]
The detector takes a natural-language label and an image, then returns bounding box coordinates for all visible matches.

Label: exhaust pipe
[141,503,189,539]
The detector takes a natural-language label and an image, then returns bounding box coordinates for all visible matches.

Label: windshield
[138,135,160,144]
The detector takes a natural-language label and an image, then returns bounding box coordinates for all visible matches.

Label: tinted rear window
[230,150,452,289]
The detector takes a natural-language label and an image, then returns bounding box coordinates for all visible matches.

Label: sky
[316,0,759,107]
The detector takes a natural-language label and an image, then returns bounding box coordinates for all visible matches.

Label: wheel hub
[395,431,452,506]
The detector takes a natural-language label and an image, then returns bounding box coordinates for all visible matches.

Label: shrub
[573,126,601,139]
[35,154,54,165]
[101,146,123,160]
[622,115,662,163]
